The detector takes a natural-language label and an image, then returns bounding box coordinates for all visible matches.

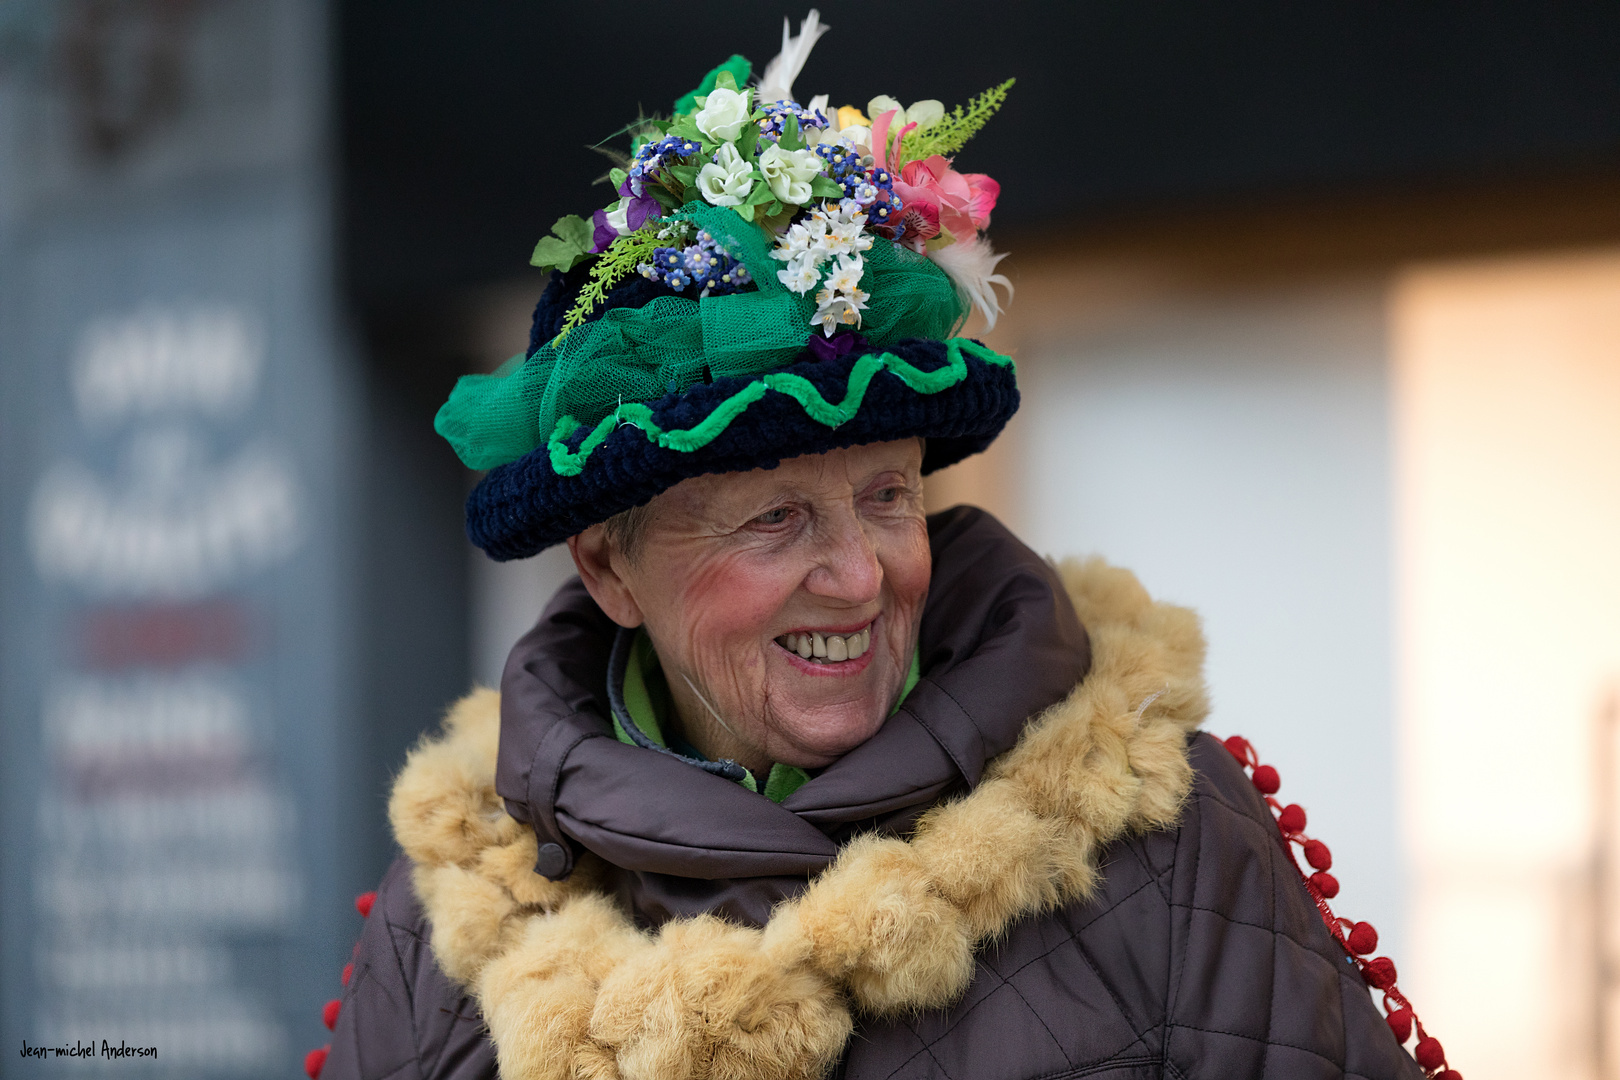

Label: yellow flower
[835,105,870,131]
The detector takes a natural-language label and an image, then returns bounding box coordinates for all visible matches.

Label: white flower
[837,126,872,152]
[811,296,862,336]
[604,201,630,237]
[867,95,944,131]
[821,255,864,296]
[758,144,823,207]
[696,143,755,207]
[772,221,813,261]
[695,86,752,143]
[777,255,821,295]
[825,219,868,258]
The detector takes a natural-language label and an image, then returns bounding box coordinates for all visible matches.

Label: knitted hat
[435,12,1019,559]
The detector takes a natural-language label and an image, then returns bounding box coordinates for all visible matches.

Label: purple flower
[806,331,870,362]
[590,195,661,254]
[625,194,658,231]
[590,209,618,254]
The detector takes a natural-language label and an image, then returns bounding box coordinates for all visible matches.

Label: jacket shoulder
[322,855,496,1080]
[1166,732,1422,1079]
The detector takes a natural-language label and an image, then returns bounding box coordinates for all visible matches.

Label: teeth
[779,625,873,663]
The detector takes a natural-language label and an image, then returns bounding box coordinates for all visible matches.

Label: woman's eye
[873,487,900,503]
[756,507,792,525]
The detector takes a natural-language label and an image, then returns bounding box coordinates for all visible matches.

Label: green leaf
[744,180,775,207]
[666,164,700,186]
[733,204,756,223]
[738,122,760,161]
[530,235,591,273]
[551,214,593,252]
[898,77,1017,163]
[673,54,752,115]
[765,199,783,218]
[648,185,682,212]
[667,113,703,142]
[714,70,738,93]
[780,113,802,151]
[608,167,628,190]
[809,176,845,199]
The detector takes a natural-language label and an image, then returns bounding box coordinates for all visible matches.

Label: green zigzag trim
[546,337,1013,478]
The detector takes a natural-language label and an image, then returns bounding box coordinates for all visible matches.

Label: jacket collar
[494,506,1091,917]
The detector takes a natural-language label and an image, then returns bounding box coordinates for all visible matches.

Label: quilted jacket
[322,508,1422,1080]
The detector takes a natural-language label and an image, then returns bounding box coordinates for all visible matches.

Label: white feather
[757,10,830,104]
[929,235,1014,330]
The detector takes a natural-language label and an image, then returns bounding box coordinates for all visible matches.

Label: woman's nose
[804,509,883,604]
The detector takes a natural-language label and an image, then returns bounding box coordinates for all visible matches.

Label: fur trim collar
[388,558,1208,1080]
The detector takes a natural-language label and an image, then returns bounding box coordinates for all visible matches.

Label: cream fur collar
[389,558,1208,1080]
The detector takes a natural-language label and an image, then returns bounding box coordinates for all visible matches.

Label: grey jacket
[323,508,1421,1080]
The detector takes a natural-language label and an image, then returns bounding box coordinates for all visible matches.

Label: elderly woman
[314,20,1440,1080]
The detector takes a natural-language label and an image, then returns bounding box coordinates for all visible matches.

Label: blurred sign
[0,1,352,1075]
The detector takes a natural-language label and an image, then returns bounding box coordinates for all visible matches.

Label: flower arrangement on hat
[436,10,1025,560]
[529,12,1014,340]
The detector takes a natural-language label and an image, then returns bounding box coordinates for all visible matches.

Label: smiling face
[567,439,931,776]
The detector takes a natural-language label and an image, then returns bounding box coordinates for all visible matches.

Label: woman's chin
[763,699,892,767]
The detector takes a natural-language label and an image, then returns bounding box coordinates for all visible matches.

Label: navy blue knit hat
[435,14,1019,559]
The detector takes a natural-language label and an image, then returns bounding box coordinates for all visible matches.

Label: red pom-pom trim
[1309,871,1339,898]
[1386,1006,1413,1043]
[304,1046,329,1079]
[1436,1071,1464,1080]
[1347,921,1379,955]
[1303,839,1332,870]
[1277,803,1307,833]
[341,961,353,987]
[1251,764,1280,794]
[322,998,341,1030]
[1223,735,1251,762]
[1415,1036,1446,1071]
[355,891,377,918]
[1363,956,1398,989]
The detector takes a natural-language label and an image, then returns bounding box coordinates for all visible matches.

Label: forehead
[664,438,923,514]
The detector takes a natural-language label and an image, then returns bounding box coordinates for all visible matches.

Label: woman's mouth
[774,623,872,664]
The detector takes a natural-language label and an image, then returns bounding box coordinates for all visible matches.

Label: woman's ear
[567,526,646,628]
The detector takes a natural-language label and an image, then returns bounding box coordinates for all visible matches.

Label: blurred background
[1,2,1619,1077]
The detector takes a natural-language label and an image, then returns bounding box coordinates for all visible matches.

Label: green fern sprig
[899,78,1016,163]
[557,227,666,337]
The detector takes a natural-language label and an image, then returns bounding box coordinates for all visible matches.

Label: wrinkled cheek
[878,520,932,694]
[672,556,794,703]
[882,523,932,618]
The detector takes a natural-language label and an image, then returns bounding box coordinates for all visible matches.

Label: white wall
[469,535,578,689]
[1017,281,1403,955]
[1392,250,1620,1080]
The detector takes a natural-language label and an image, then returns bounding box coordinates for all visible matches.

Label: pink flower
[892,155,1000,249]
[870,107,1002,248]
[960,172,1000,230]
